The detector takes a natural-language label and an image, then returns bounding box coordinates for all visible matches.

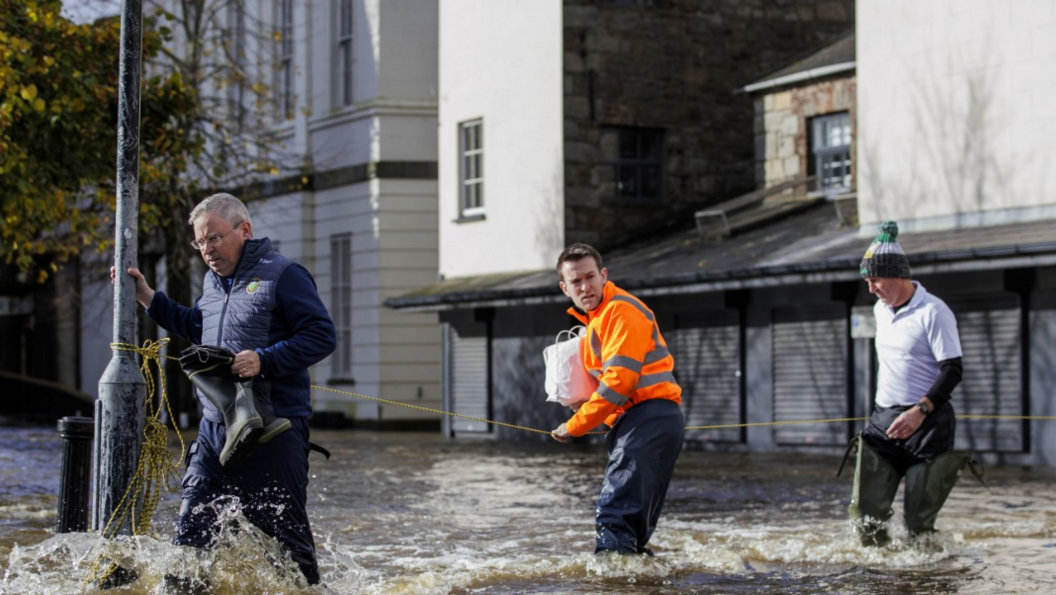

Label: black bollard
[57,416,94,533]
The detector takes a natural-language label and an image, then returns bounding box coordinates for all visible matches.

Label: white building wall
[306,0,440,421]
[375,178,441,419]
[857,0,1056,231]
[79,1,440,425]
[438,0,565,278]
[308,0,438,169]
[379,0,439,102]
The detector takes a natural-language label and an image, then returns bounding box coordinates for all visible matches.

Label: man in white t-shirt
[850,221,970,546]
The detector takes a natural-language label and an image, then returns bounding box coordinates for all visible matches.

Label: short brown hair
[556,243,603,277]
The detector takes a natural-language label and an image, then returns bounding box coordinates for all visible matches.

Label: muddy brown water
[1,426,1054,594]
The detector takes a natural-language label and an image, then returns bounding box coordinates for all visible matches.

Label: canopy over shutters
[675,311,741,442]
[773,305,849,446]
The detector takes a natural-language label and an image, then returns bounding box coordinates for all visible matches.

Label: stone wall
[562,0,854,250]
[754,76,856,188]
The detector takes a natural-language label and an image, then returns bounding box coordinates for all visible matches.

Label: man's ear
[559,281,569,297]
[241,220,254,239]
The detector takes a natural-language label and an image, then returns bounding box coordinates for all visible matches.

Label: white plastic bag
[543,326,598,407]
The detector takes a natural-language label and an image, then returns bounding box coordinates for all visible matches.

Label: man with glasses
[113,193,336,585]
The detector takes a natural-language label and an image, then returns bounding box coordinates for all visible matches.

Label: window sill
[453,213,486,223]
[327,377,356,386]
[809,187,854,200]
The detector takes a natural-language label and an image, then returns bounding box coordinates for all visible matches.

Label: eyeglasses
[189,225,239,251]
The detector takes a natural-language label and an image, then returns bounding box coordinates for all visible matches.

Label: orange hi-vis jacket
[564,281,682,437]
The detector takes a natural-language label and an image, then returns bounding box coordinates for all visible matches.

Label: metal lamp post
[93,0,146,535]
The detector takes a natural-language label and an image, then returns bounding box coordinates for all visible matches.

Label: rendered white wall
[308,0,438,169]
[857,0,1056,230]
[438,0,565,278]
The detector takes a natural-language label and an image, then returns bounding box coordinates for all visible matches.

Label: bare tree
[138,0,309,421]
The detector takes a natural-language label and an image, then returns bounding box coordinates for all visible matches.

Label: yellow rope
[141,347,1055,433]
[116,346,1056,433]
[309,384,1056,432]
[316,385,557,435]
[84,339,185,587]
[684,416,868,431]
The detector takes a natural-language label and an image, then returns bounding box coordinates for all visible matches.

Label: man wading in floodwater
[849,221,970,545]
[113,193,336,588]
[551,243,684,555]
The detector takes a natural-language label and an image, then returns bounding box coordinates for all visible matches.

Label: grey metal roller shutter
[675,311,741,442]
[451,323,490,434]
[948,294,1023,452]
[773,305,848,446]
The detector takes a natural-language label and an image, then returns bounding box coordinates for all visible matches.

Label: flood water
[2,425,1054,595]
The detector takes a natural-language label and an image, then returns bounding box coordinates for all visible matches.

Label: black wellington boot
[180,345,288,465]
[251,380,292,444]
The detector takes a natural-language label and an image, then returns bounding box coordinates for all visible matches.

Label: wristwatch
[916,401,931,415]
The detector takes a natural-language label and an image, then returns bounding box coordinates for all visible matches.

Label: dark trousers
[595,398,685,554]
[862,403,956,475]
[174,417,319,584]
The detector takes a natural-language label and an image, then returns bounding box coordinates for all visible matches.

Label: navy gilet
[197,238,290,422]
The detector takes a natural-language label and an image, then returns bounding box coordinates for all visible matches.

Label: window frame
[458,119,485,219]
[810,112,852,195]
[226,1,246,130]
[276,0,295,120]
[330,233,353,379]
[336,0,354,108]
[600,126,664,203]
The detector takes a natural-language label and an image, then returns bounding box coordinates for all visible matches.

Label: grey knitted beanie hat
[860,221,911,279]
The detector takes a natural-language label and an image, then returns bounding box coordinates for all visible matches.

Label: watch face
[918,403,930,414]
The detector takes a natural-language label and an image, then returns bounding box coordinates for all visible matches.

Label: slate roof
[743,30,855,93]
[387,202,1056,310]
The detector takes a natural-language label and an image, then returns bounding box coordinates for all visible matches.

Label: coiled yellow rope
[84,339,185,587]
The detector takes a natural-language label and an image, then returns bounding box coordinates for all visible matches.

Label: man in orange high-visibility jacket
[551,243,684,555]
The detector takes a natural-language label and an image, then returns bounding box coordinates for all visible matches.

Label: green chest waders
[903,450,972,536]
[842,434,982,545]
[180,345,292,466]
[847,435,901,546]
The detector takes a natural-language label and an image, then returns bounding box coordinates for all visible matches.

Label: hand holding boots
[232,350,261,379]
[180,345,291,466]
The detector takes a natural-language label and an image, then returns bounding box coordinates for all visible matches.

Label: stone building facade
[754,77,856,188]
[561,0,855,250]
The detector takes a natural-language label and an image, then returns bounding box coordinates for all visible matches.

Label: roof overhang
[741,61,856,94]
[387,244,1056,313]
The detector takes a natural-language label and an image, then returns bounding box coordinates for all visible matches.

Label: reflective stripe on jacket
[564,281,681,436]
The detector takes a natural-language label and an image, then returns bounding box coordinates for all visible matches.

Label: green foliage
[0,0,200,281]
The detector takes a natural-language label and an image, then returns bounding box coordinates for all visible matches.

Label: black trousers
[862,403,956,475]
[175,417,319,584]
[595,399,685,554]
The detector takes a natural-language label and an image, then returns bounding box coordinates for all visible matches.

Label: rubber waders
[903,450,970,536]
[180,345,291,466]
[849,436,901,546]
